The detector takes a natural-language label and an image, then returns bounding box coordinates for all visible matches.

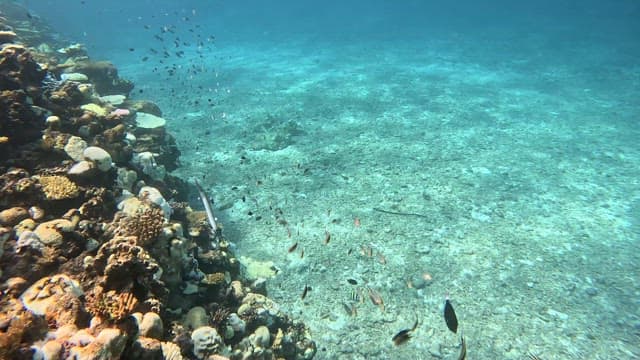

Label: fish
[368,287,385,311]
[444,297,458,334]
[324,230,331,244]
[301,285,310,300]
[392,318,419,346]
[347,279,358,285]
[350,289,361,302]
[194,180,218,239]
[288,242,298,253]
[342,302,357,317]
[458,333,466,360]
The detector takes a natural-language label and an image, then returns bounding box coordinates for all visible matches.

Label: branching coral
[36,175,79,200]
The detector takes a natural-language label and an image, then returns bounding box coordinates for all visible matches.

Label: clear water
[26,1,640,358]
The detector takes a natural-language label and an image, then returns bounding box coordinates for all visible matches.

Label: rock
[123,99,162,116]
[68,160,96,176]
[0,30,17,43]
[83,146,113,171]
[191,326,223,360]
[28,206,45,221]
[68,328,127,360]
[0,206,28,226]
[100,94,126,106]
[139,312,163,339]
[61,72,89,82]
[33,218,75,247]
[251,326,270,348]
[130,336,163,359]
[184,306,209,330]
[131,151,166,181]
[64,136,88,162]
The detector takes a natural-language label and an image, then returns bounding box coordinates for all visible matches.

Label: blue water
[26,1,640,359]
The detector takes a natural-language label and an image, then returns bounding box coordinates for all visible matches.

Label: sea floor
[118,35,640,359]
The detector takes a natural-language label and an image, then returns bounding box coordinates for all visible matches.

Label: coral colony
[0,3,316,360]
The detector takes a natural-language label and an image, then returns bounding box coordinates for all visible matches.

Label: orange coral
[86,288,138,322]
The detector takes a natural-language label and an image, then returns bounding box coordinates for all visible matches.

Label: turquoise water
[28,1,640,358]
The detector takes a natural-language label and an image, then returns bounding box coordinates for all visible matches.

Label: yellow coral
[37,175,79,200]
[201,272,227,286]
[80,103,108,117]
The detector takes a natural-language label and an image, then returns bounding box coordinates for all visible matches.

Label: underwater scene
[1,0,639,359]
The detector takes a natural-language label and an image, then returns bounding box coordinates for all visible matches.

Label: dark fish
[458,334,466,360]
[444,297,458,333]
[347,279,358,285]
[392,318,419,346]
[324,230,331,244]
[300,249,304,258]
[301,285,310,300]
[288,242,298,253]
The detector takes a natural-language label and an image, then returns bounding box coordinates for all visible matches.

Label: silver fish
[195,180,218,239]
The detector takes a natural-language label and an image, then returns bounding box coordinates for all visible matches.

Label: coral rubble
[0,4,315,360]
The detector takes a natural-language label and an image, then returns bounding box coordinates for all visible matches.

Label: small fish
[324,230,331,244]
[444,297,458,334]
[300,249,304,258]
[377,252,387,265]
[392,318,419,346]
[301,285,310,300]
[347,279,358,285]
[458,334,466,360]
[350,289,361,302]
[288,242,298,253]
[368,287,385,311]
[354,217,361,227]
[342,302,358,317]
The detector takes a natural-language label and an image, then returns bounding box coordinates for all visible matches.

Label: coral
[20,274,83,323]
[86,288,138,322]
[116,206,165,247]
[68,60,134,95]
[202,272,227,286]
[67,328,127,360]
[191,326,224,360]
[89,236,167,308]
[0,298,48,360]
[161,341,184,360]
[81,103,108,117]
[64,135,88,162]
[36,175,80,200]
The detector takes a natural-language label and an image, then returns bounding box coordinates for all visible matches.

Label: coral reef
[0,5,315,360]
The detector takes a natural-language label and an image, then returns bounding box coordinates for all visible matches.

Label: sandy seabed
[124,36,639,359]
